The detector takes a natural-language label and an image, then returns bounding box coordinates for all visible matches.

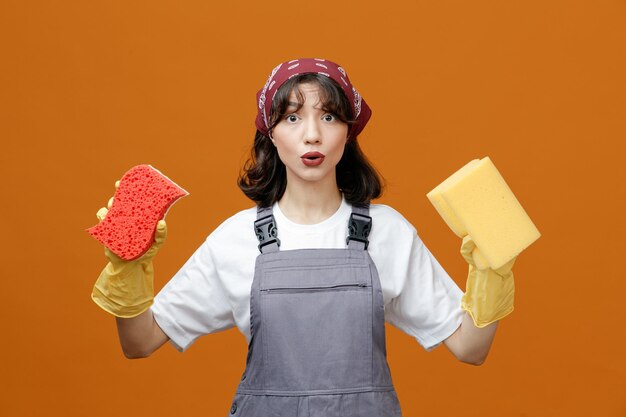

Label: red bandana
[255,58,371,139]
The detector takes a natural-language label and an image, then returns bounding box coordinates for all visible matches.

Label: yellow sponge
[427,157,540,269]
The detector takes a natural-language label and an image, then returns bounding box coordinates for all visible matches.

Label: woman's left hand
[459,235,516,328]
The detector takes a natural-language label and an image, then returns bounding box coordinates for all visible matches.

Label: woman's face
[270,82,349,187]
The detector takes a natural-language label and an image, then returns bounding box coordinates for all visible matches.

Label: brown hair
[238,73,385,207]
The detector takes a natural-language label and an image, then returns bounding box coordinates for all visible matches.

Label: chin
[289,170,333,184]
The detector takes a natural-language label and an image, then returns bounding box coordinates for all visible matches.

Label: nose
[303,118,322,144]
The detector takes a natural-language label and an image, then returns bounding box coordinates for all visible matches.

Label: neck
[278,176,343,225]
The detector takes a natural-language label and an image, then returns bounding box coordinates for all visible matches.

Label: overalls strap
[254,206,280,253]
[254,202,372,253]
[347,203,372,250]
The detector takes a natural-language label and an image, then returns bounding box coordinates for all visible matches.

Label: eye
[323,114,336,122]
[285,114,299,123]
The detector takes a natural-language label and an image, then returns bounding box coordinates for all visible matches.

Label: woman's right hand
[91,180,167,319]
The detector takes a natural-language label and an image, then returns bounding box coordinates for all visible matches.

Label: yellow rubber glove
[460,235,516,328]
[91,185,168,318]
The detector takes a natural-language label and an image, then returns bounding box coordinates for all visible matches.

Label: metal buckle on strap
[254,214,281,252]
[346,212,372,249]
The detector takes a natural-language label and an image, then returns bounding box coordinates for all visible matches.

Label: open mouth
[301,153,325,166]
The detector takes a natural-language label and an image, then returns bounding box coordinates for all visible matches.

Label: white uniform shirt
[151,195,464,352]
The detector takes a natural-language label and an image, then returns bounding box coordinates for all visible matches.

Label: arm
[116,309,169,359]
[91,197,170,358]
[443,312,498,366]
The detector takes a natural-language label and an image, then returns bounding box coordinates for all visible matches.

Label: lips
[301,151,325,167]
[301,151,325,159]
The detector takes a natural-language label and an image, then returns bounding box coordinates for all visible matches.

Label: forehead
[286,82,324,107]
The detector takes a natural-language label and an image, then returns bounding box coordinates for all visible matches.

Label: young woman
[92,58,513,417]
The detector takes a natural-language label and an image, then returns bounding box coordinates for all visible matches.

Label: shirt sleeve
[384,225,464,352]
[151,235,236,352]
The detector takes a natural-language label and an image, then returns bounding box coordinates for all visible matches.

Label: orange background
[1,1,625,416]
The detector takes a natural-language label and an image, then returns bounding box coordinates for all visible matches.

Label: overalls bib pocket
[261,264,373,391]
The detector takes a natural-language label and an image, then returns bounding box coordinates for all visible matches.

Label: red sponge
[87,164,189,260]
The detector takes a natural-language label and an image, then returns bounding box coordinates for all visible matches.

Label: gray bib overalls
[228,203,402,417]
